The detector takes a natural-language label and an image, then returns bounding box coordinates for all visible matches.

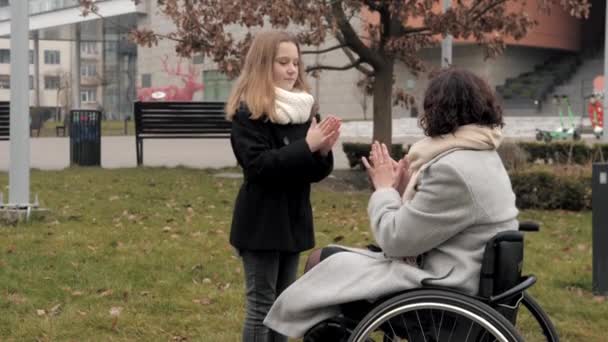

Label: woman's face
[273,42,299,91]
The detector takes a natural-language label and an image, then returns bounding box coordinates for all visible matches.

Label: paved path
[0,137,361,171]
[0,116,604,171]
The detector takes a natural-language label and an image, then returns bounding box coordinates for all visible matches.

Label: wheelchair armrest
[489,275,536,304]
[518,221,540,232]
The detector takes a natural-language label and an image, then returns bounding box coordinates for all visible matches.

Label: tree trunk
[372,59,394,146]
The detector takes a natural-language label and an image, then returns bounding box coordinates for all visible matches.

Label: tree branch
[301,44,347,55]
[335,33,374,76]
[330,0,384,69]
[305,59,365,73]
[470,0,509,23]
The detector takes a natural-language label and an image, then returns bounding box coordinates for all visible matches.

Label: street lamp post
[441,0,453,68]
[8,0,31,208]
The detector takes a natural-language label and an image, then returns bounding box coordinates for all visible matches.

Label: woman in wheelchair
[263,68,524,341]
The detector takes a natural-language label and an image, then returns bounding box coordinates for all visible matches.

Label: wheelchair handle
[519,221,540,232]
[489,275,537,304]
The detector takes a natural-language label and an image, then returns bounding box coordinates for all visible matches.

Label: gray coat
[264,149,519,338]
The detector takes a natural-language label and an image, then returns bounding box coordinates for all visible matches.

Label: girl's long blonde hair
[225,31,310,121]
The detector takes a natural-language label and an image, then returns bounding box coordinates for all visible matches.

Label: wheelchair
[304,222,559,342]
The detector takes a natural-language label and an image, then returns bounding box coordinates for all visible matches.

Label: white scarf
[271,87,314,125]
[403,124,503,201]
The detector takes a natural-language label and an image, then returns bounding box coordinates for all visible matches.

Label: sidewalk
[0,136,357,171]
[0,116,598,172]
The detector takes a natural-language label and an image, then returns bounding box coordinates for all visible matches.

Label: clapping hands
[306,115,341,156]
[362,141,410,195]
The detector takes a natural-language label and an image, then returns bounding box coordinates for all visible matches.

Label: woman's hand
[393,157,411,196]
[319,115,341,156]
[361,142,395,190]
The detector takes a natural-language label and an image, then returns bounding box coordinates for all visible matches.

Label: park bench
[133,101,230,166]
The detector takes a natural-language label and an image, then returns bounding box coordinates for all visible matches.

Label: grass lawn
[0,168,606,341]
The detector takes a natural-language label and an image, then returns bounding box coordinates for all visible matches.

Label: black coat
[229,106,333,252]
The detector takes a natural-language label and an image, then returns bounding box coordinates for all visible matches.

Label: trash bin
[69,109,101,166]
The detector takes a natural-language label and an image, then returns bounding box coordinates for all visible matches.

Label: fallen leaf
[162,226,172,232]
[49,304,62,316]
[36,309,46,316]
[98,289,113,297]
[109,195,120,201]
[71,291,83,297]
[109,306,123,317]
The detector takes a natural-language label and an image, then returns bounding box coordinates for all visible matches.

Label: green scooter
[536,95,581,142]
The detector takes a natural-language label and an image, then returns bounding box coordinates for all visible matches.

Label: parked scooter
[536,95,581,142]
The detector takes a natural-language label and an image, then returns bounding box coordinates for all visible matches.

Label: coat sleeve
[367,162,478,257]
[231,111,318,183]
[307,151,334,183]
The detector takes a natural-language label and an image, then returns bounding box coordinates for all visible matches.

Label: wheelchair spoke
[448,315,458,342]
[415,310,428,342]
[436,309,445,341]
[464,320,474,341]
[400,313,413,341]
[430,309,439,338]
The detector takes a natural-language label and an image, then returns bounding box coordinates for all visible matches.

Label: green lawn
[0,168,605,341]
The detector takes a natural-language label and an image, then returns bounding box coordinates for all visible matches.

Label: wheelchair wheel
[348,289,523,342]
[516,292,559,342]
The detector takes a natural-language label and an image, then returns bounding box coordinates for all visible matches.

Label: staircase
[543,55,604,118]
[497,53,582,115]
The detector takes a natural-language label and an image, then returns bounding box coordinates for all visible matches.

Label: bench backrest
[0,101,8,140]
[134,101,230,139]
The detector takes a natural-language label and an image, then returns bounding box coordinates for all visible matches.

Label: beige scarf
[271,87,314,125]
[403,124,503,202]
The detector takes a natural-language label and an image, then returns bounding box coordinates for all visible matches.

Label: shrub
[517,141,608,165]
[510,165,591,210]
[342,142,405,169]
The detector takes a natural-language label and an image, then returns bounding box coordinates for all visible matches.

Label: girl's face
[273,42,299,91]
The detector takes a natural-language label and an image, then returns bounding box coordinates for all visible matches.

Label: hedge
[517,141,608,164]
[510,168,591,210]
[342,143,406,169]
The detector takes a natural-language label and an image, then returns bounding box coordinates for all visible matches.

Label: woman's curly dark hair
[419,68,504,137]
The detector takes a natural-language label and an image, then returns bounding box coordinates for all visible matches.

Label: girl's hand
[319,115,341,156]
[305,117,327,152]
[361,142,395,190]
[393,157,410,196]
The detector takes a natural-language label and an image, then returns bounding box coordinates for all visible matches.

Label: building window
[44,76,60,89]
[0,49,9,64]
[29,75,34,90]
[81,63,97,77]
[0,75,9,89]
[192,54,204,64]
[141,74,151,88]
[81,42,98,54]
[29,50,34,64]
[0,0,8,8]
[81,88,97,103]
[44,50,60,64]
[203,70,232,101]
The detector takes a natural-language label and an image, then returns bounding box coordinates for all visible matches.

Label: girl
[226,30,341,342]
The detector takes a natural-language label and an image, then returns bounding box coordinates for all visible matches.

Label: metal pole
[603,2,608,142]
[441,0,453,68]
[9,0,31,207]
[72,23,81,111]
[592,163,608,295]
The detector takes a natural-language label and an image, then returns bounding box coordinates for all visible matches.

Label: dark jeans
[241,250,300,342]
